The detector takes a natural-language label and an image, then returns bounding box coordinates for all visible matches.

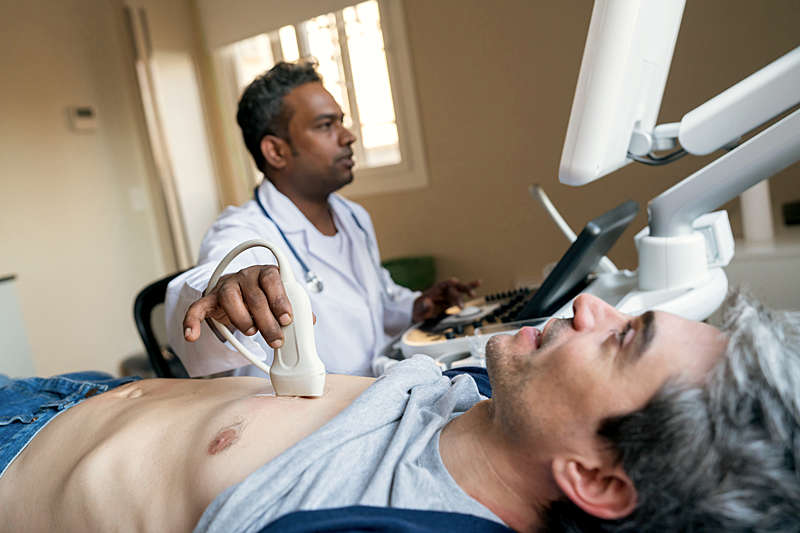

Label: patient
[1,291,798,532]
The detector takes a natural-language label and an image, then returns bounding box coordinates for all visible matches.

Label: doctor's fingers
[240,266,294,348]
[217,279,263,333]
[253,265,294,328]
[441,284,466,308]
[240,267,314,331]
[436,279,478,304]
[448,278,480,297]
[184,292,227,341]
[183,288,254,343]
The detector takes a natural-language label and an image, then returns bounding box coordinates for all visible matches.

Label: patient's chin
[483,336,505,375]
[484,337,518,389]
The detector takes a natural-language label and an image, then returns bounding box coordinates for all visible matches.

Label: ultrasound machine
[397,0,800,368]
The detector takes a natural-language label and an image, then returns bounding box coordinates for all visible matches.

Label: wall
[0,277,35,376]
[355,0,800,295]
[0,0,172,375]
[126,0,222,262]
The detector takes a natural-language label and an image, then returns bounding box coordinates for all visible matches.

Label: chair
[133,271,189,378]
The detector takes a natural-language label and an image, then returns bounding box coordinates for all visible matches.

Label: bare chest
[0,375,373,532]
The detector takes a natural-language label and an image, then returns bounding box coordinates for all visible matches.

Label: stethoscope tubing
[253,186,394,300]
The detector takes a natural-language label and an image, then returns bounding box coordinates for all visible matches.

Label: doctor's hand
[412,278,481,323]
[183,264,302,349]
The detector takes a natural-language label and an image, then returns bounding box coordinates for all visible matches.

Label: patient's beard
[484,336,531,400]
[539,318,571,350]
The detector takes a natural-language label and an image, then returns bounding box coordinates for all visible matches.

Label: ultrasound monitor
[559,0,685,186]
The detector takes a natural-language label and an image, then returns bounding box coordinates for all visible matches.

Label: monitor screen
[559,0,685,186]
[515,199,639,320]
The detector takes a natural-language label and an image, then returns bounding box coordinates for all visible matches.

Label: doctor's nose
[571,293,627,332]
[340,124,356,146]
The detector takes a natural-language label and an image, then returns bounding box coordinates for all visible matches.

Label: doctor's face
[282,82,357,196]
[484,294,727,451]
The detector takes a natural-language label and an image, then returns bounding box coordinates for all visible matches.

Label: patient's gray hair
[543,289,800,532]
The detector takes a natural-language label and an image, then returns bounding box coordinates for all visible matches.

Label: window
[214,0,427,197]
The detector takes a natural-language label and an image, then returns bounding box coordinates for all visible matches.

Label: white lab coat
[165,180,419,377]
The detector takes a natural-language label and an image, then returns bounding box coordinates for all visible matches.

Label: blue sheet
[257,367,503,533]
[444,366,492,397]
[258,505,512,533]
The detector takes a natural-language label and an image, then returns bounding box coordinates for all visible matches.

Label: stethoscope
[254,187,396,301]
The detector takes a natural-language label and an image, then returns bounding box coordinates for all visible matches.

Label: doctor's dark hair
[237,60,321,172]
[543,290,800,533]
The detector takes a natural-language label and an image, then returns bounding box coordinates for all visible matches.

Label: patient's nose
[572,293,625,331]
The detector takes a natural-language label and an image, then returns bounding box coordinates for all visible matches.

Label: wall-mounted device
[68,106,97,132]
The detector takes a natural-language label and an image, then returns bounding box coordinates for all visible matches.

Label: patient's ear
[260,135,290,169]
[551,457,637,520]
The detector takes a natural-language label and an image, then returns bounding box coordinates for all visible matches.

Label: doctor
[165,60,477,377]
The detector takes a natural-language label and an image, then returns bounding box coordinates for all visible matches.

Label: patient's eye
[617,322,634,347]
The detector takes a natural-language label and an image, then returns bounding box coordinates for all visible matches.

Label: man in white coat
[165,61,477,377]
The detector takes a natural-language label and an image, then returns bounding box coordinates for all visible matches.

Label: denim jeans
[0,371,140,478]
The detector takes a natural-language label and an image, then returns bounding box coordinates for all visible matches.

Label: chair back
[133,271,187,377]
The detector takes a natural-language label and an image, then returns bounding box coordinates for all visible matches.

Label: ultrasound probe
[206,239,326,397]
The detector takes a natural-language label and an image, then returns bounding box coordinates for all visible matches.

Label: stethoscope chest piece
[305,271,324,293]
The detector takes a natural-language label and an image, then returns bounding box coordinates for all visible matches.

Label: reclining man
[1,291,799,532]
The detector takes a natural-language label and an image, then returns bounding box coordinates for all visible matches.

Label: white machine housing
[560,0,800,321]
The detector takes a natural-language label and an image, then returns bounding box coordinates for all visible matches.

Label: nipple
[124,387,144,399]
[208,419,246,455]
[113,382,144,399]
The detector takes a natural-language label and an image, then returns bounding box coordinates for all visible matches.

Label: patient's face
[484,294,727,450]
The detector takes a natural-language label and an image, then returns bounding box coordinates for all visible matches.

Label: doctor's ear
[260,135,290,169]
[551,457,637,520]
